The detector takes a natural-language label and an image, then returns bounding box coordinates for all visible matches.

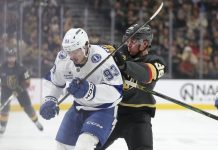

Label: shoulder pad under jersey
[54,51,69,65]
[143,54,165,65]
[53,50,73,71]
[100,45,116,53]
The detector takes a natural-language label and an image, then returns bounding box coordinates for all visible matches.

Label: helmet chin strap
[81,46,89,58]
[82,43,90,58]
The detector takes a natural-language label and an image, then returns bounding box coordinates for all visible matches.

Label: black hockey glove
[113,51,127,70]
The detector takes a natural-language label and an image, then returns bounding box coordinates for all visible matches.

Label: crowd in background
[0,0,218,79]
[113,0,218,79]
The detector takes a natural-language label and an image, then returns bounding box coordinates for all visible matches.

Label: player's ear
[142,40,149,49]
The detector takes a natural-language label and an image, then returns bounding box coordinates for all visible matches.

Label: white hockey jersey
[45,45,123,110]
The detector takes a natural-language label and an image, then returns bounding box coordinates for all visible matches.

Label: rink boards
[1,79,217,111]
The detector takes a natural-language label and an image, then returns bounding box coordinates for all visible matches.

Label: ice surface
[0,110,218,150]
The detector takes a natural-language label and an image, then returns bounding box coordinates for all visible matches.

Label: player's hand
[67,78,96,100]
[113,51,127,70]
[40,96,59,120]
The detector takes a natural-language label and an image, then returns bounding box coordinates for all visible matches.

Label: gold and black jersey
[0,62,30,91]
[117,45,166,117]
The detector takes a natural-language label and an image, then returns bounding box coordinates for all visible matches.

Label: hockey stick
[125,80,218,121]
[57,1,164,105]
[0,94,15,111]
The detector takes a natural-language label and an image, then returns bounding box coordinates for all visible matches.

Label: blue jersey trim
[95,103,115,108]
[74,101,114,109]
[44,71,51,81]
[113,84,123,95]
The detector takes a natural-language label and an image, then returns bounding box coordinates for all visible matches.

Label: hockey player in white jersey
[39,28,123,150]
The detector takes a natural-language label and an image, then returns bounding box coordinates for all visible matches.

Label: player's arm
[124,59,166,83]
[20,68,31,89]
[44,54,68,99]
[40,67,64,120]
[67,57,123,107]
[40,51,69,120]
[114,50,166,83]
[44,69,66,99]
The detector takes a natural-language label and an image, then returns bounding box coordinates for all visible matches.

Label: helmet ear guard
[62,28,89,52]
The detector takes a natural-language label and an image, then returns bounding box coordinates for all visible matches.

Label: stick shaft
[57,1,164,105]
[0,95,15,111]
[125,80,218,121]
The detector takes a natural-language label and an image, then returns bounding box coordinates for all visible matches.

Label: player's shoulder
[56,50,68,61]
[91,44,115,54]
[15,62,26,69]
[99,44,116,53]
[144,53,165,65]
[144,54,167,73]
[54,50,74,71]
[54,50,70,65]
[89,45,110,61]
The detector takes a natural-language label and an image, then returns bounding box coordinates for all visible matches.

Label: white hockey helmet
[62,28,89,52]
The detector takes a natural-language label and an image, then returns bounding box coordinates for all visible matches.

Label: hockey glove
[113,51,127,70]
[67,78,96,101]
[40,96,59,120]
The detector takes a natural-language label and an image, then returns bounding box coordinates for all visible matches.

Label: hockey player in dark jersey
[96,24,166,150]
[0,48,43,134]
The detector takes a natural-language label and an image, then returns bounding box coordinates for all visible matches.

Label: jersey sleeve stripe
[146,63,157,82]
[74,101,115,109]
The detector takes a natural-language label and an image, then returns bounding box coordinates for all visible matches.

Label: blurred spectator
[179,46,198,78]
[1,0,218,79]
[94,0,102,12]
[171,45,182,78]
[207,52,218,79]
[113,1,126,32]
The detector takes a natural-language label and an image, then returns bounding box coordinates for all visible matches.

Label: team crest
[91,54,101,63]
[59,50,67,59]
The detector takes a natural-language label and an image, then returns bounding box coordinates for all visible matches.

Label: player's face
[7,55,16,65]
[127,38,141,56]
[127,38,148,56]
[67,48,86,65]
